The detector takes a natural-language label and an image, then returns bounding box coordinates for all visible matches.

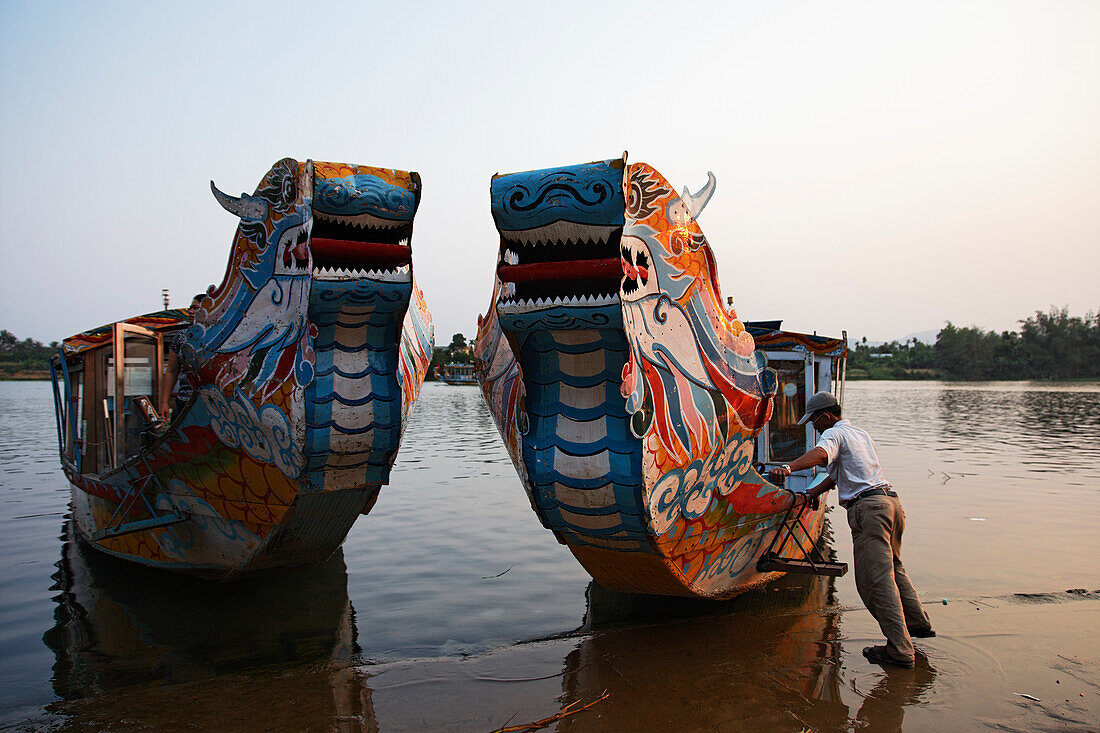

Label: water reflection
[557,570,936,732]
[44,522,363,701]
[851,651,937,733]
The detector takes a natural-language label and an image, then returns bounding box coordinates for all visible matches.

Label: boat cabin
[50,310,190,476]
[746,321,848,494]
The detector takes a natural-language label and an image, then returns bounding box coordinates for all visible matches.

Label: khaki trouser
[847,494,931,661]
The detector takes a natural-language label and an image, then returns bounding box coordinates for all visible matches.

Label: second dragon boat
[475,156,845,598]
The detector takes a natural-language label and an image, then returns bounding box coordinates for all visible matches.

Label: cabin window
[52,356,84,466]
[767,359,808,463]
[78,348,105,473]
[67,362,83,464]
[75,324,163,473]
[108,337,159,460]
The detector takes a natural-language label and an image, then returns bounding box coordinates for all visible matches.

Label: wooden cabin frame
[754,337,847,494]
[53,322,170,476]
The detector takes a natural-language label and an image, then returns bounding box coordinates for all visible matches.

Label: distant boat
[435,362,478,385]
[49,159,433,579]
[475,156,846,598]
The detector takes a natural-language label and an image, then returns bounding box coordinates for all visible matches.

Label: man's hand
[768,465,792,485]
[767,448,829,486]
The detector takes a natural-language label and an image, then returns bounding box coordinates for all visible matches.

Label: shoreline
[846,374,1100,383]
[19,585,1099,732]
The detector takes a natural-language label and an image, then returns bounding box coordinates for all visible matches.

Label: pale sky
[2,1,1097,346]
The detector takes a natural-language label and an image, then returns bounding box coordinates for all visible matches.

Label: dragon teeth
[502,222,619,247]
[313,212,404,230]
[496,292,620,314]
[311,266,412,283]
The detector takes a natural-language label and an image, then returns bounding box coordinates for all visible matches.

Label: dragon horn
[210,181,267,220]
[681,171,717,219]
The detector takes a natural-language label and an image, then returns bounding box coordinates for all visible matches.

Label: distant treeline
[426,332,473,380]
[0,330,59,379]
[849,307,1100,381]
[5,308,1099,383]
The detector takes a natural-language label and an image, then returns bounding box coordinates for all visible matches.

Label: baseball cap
[797,391,839,425]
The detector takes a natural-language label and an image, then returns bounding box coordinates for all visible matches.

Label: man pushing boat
[768,391,935,668]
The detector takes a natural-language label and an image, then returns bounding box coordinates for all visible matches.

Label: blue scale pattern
[512,324,646,540]
[304,280,411,491]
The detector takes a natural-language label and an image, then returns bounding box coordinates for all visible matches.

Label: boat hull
[566,506,827,597]
[69,485,372,580]
[63,389,383,579]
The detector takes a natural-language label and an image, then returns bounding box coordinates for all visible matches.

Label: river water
[1,380,1097,731]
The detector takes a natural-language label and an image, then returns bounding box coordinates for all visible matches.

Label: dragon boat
[49,159,433,579]
[474,156,847,598]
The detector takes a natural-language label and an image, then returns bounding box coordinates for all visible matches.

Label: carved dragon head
[188,159,422,407]
[481,156,775,464]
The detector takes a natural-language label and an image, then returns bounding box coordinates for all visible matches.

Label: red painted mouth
[311,238,411,269]
[497,258,621,283]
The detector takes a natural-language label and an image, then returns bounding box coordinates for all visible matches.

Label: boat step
[92,511,189,541]
[757,552,848,577]
[756,490,849,578]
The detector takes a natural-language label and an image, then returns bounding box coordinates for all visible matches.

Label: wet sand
[32,576,1100,732]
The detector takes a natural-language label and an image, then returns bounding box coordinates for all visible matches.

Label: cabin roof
[62,309,192,357]
[747,326,847,357]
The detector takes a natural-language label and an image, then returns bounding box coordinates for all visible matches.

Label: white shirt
[815,419,891,502]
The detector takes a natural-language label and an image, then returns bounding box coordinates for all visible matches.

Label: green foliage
[0,330,58,379]
[426,333,473,380]
[847,337,940,380]
[1018,307,1100,380]
[849,307,1100,381]
[934,323,1000,380]
[8,307,1098,383]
